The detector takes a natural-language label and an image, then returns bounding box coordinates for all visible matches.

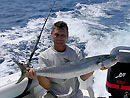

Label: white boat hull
[0,72,45,98]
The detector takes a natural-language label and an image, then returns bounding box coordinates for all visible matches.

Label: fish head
[101,55,119,67]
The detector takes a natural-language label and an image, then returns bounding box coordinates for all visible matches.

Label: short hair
[51,21,68,34]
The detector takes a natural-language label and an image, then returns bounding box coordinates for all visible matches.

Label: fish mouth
[107,55,117,60]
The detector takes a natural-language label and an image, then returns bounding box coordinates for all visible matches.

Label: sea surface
[0,0,130,97]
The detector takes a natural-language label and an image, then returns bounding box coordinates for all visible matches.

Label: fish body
[15,54,117,83]
[35,55,117,79]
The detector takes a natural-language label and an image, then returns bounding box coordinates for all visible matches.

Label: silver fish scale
[35,55,117,79]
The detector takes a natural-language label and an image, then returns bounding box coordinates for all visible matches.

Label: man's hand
[100,63,110,70]
[26,68,51,90]
[26,68,37,79]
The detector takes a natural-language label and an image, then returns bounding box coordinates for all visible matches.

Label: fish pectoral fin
[64,58,71,63]
[96,60,103,67]
[98,62,103,66]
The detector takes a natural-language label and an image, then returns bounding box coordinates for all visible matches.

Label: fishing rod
[15,0,56,84]
[14,0,56,84]
[15,0,56,97]
[27,0,56,66]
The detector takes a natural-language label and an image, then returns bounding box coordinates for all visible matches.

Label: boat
[0,72,46,98]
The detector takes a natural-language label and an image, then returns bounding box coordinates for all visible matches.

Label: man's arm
[26,68,51,90]
[37,76,51,90]
[80,71,94,81]
[80,63,110,81]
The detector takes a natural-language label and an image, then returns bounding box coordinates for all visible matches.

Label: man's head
[51,21,69,46]
[51,21,68,34]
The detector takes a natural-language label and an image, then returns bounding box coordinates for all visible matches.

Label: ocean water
[0,0,130,97]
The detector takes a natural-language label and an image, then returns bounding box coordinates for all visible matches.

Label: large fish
[15,54,118,84]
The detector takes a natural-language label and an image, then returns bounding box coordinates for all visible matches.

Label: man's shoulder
[39,47,53,57]
[67,45,81,53]
[67,45,83,59]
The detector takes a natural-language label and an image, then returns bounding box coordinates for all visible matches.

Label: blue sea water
[0,0,109,30]
[0,0,130,96]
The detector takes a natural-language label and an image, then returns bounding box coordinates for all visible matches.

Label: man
[26,21,94,98]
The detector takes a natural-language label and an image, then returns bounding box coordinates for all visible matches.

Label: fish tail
[14,61,26,84]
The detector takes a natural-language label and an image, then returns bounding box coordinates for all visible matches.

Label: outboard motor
[106,46,130,98]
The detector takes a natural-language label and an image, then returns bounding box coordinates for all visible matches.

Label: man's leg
[41,91,56,98]
[87,87,95,98]
[41,93,56,98]
[71,89,84,98]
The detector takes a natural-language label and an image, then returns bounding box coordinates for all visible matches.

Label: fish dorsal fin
[57,87,73,97]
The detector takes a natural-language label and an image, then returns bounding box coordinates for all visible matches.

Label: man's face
[51,27,68,46]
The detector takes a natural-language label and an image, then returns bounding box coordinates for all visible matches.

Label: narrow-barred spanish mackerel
[15,54,118,84]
